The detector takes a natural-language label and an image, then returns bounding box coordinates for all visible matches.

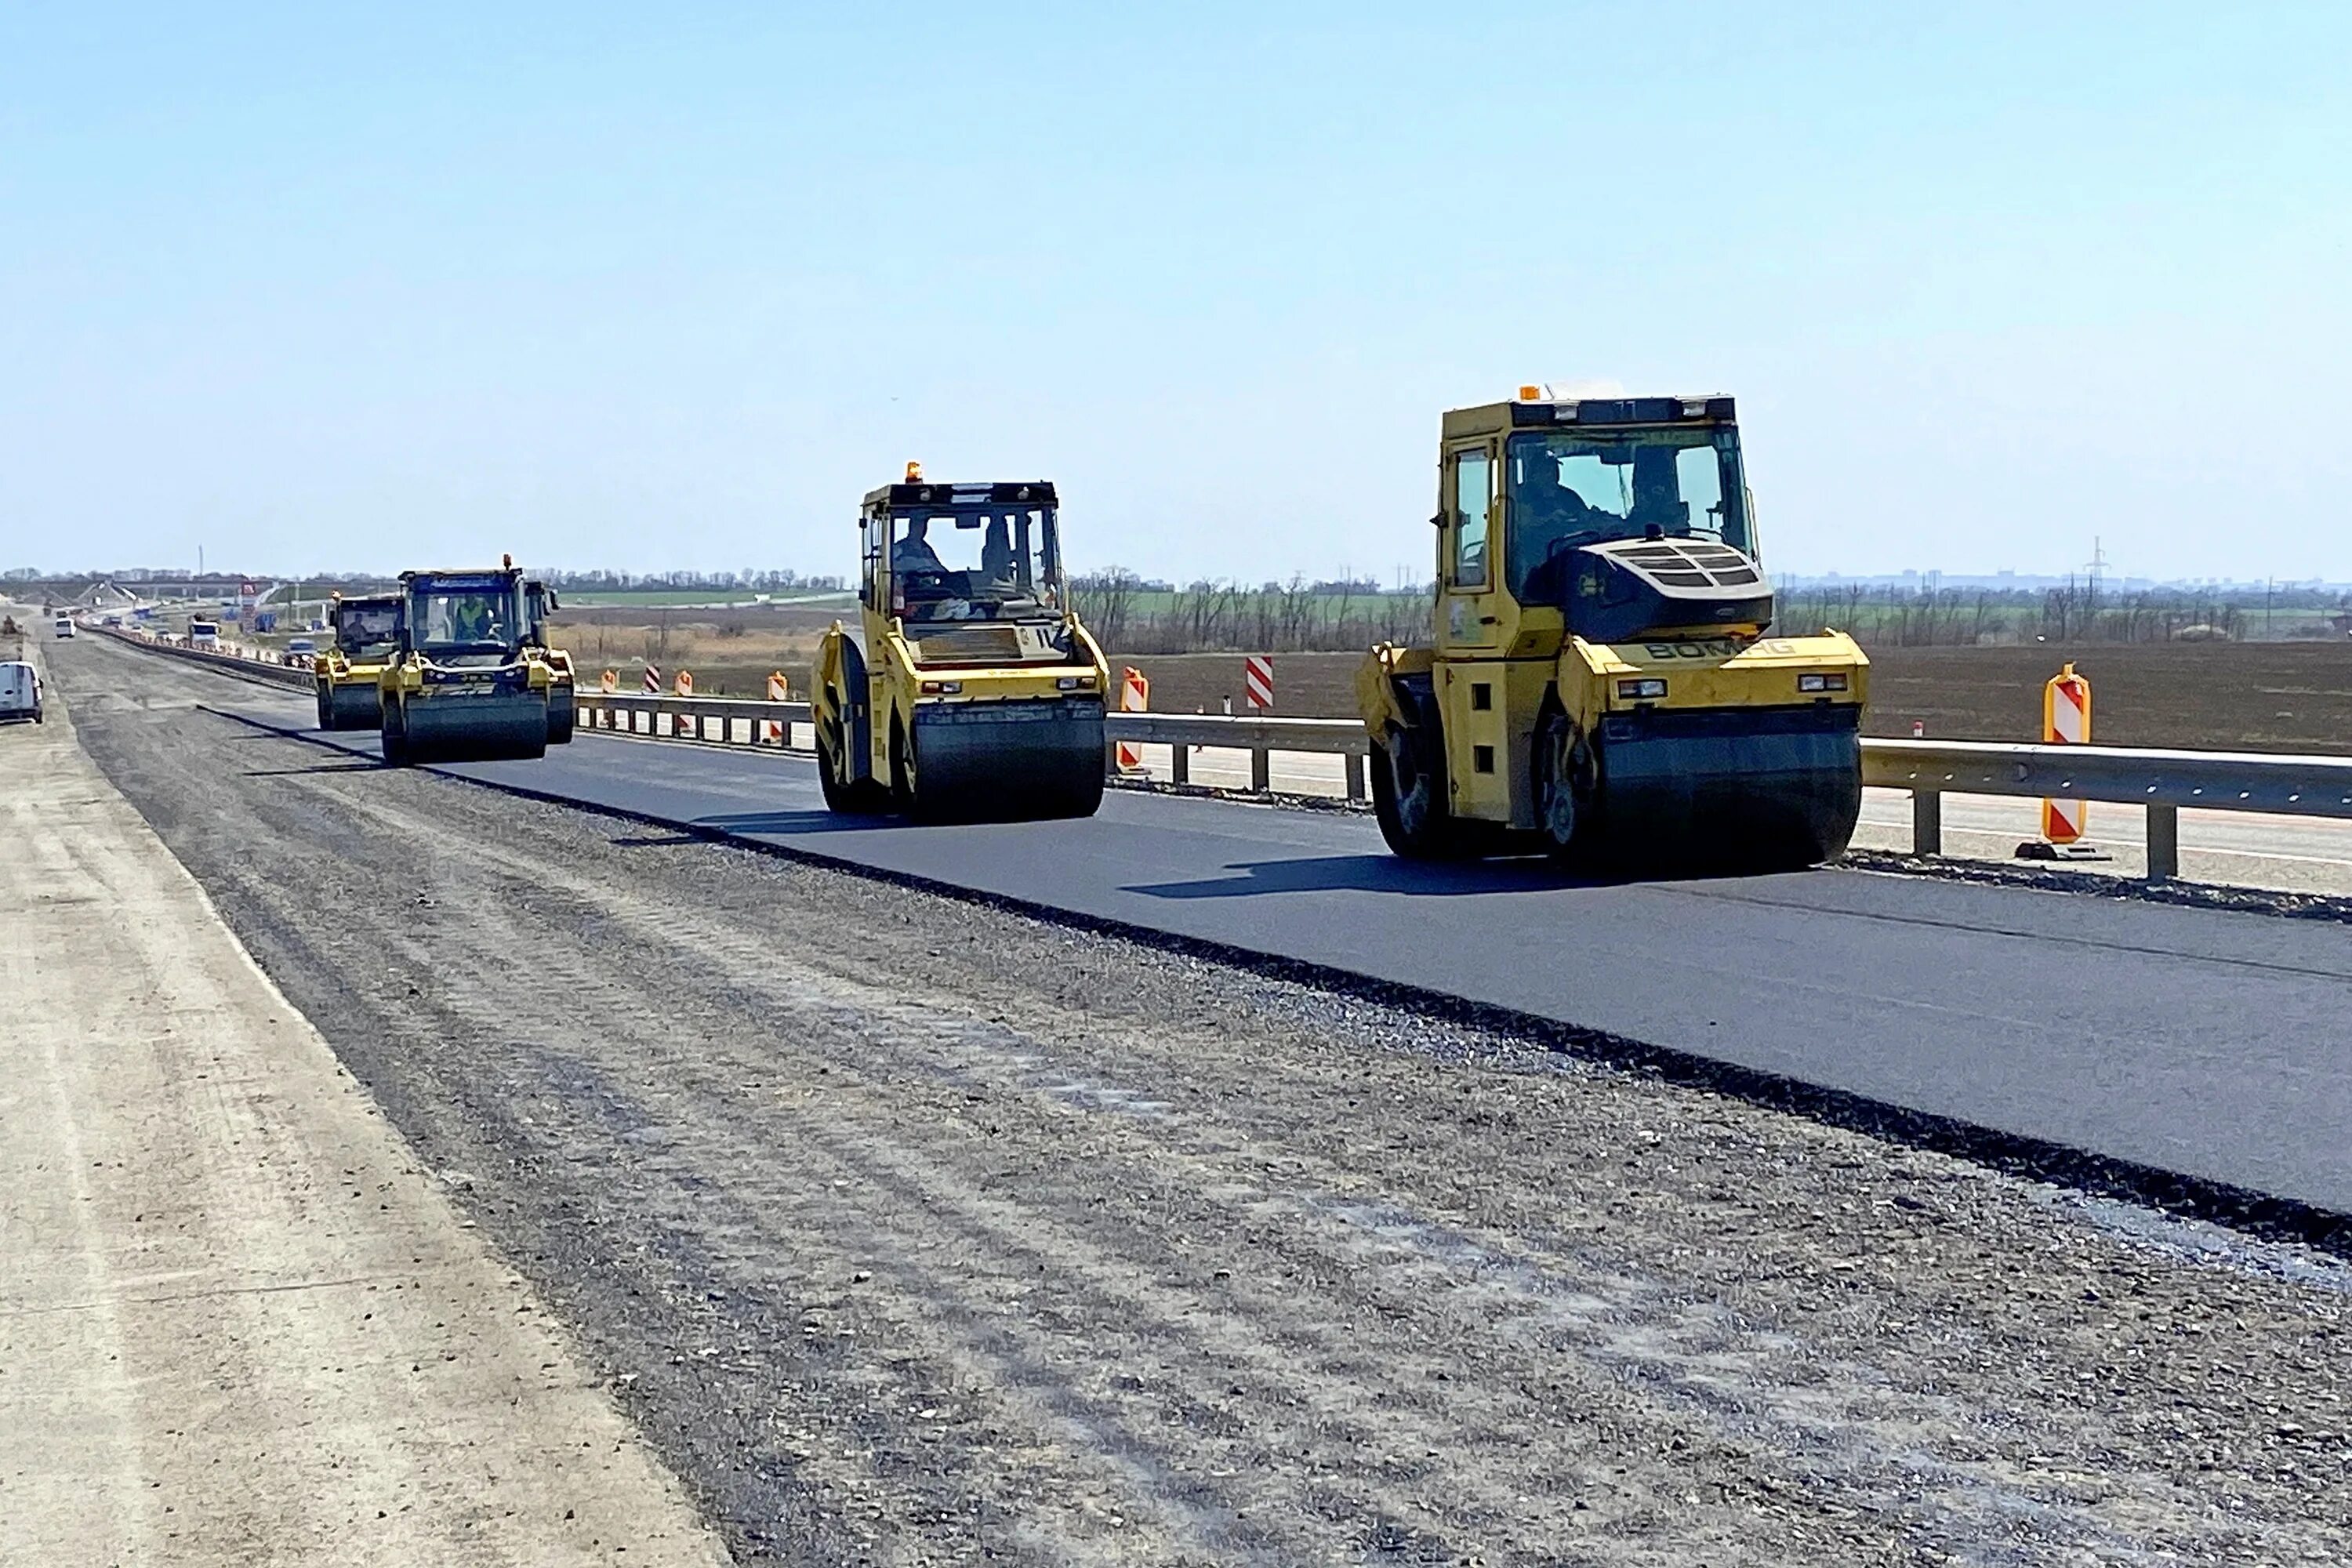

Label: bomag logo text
[1643,639,1744,660]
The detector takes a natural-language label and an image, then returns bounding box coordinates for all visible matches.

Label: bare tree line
[1071,570,1432,653]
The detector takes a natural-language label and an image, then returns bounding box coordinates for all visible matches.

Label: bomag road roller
[522,579,577,745]
[1359,390,1868,872]
[814,467,1109,822]
[376,557,561,766]
[314,591,400,731]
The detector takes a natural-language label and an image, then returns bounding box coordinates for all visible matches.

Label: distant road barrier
[100,626,2352,884]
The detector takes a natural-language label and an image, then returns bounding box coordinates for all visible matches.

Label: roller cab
[1361,392,1867,872]
[314,592,399,731]
[377,560,559,766]
[815,473,1108,822]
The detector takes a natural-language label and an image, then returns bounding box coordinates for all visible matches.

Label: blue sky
[3,3,2347,583]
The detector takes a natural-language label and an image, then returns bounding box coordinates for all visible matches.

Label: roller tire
[815,717,882,814]
[379,703,412,768]
[1370,724,1463,860]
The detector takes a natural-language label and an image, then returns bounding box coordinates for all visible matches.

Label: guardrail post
[1250,748,1270,793]
[2146,804,2180,883]
[1343,751,1365,804]
[1170,743,1189,786]
[1911,789,1942,856]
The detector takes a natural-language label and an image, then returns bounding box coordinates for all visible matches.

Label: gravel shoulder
[0,637,726,1566]
[39,633,2352,1566]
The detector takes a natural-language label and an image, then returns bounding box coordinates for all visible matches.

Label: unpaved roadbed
[0,646,724,1566]
[44,633,2352,1565]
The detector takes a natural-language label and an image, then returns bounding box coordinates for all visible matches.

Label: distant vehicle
[189,619,220,649]
[102,614,123,627]
[53,616,74,639]
[0,661,39,724]
[285,637,316,655]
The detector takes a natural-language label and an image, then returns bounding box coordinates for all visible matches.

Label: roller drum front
[1586,705,1863,870]
[397,692,550,764]
[324,682,383,731]
[905,699,1105,822]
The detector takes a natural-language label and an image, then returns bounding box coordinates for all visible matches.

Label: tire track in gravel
[48,639,2352,1567]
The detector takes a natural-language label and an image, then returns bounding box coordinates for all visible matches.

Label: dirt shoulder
[39,633,2352,1565]
[0,645,725,1566]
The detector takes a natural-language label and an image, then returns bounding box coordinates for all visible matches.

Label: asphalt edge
[200,700,2352,1262]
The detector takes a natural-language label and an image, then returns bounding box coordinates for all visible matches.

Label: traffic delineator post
[1244,654,1274,710]
[1116,666,1148,771]
[673,670,695,736]
[764,671,789,744]
[643,664,661,694]
[2018,662,2109,862]
[600,669,618,694]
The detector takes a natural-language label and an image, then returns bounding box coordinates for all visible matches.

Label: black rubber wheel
[889,713,923,818]
[815,717,883,813]
[1533,710,1590,862]
[379,704,411,767]
[1370,724,1461,859]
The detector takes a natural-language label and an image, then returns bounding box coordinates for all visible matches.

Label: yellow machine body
[1359,394,1869,869]
[814,477,1109,821]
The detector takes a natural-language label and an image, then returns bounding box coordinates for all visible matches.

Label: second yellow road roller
[814,468,1109,821]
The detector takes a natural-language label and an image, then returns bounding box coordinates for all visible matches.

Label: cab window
[1450,448,1492,590]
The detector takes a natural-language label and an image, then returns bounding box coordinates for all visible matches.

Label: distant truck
[53,616,73,639]
[188,620,220,649]
[0,661,39,724]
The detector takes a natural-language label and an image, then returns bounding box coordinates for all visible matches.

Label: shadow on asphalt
[1123,854,1588,900]
[690,809,905,837]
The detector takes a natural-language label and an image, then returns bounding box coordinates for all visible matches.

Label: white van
[53,616,74,639]
[0,661,40,724]
[188,619,220,649]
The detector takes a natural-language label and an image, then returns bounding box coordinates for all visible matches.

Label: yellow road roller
[314,592,400,731]
[377,559,561,765]
[814,469,1109,821]
[1359,390,1868,871]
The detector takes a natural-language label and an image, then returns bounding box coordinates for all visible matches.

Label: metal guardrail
[1865,739,2352,880]
[104,630,2352,884]
[574,692,1371,798]
[581,693,2352,880]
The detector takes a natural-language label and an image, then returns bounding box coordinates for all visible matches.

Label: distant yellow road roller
[377,559,563,766]
[814,469,1109,821]
[314,592,399,731]
[1359,390,1869,871]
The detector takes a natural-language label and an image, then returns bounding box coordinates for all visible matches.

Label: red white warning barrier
[1116,666,1149,770]
[643,665,662,694]
[1243,654,1273,710]
[600,669,618,694]
[2042,663,2091,844]
[764,671,789,743]
[673,670,696,736]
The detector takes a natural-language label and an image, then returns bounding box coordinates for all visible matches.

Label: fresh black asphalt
[205,683,2352,1223]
